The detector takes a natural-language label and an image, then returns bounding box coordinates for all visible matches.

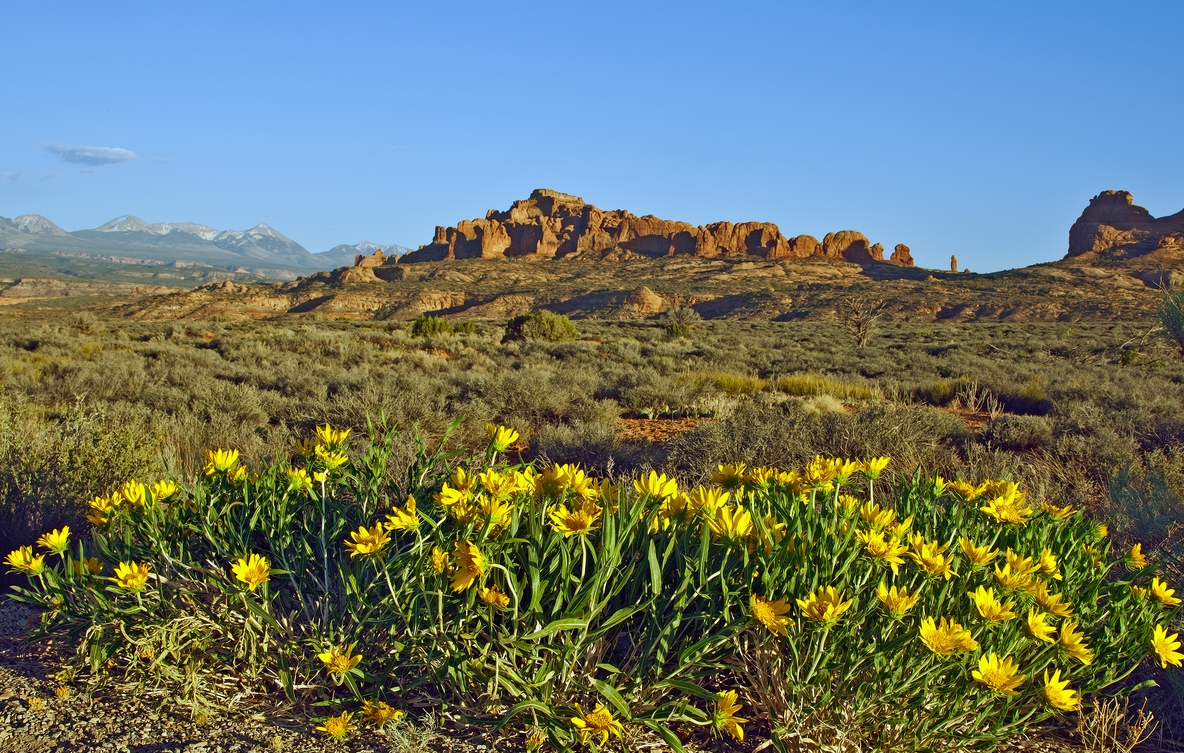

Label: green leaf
[641,720,686,753]
[648,540,661,595]
[591,679,632,720]
[494,699,552,731]
[521,618,586,641]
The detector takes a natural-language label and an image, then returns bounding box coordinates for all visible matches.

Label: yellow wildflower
[708,505,755,548]
[435,481,471,509]
[1042,669,1079,712]
[343,523,390,558]
[450,540,485,592]
[972,653,1025,696]
[711,463,747,490]
[859,456,891,479]
[1041,501,1076,520]
[384,496,419,532]
[1059,620,1094,665]
[1003,548,1039,577]
[688,485,730,518]
[712,690,746,741]
[804,456,839,490]
[478,468,519,498]
[750,594,792,637]
[1092,522,1109,540]
[120,480,147,507]
[1037,547,1062,580]
[317,645,361,676]
[979,486,1033,525]
[1151,625,1184,668]
[86,493,118,525]
[1026,609,1056,643]
[1033,581,1074,617]
[361,700,402,728]
[949,479,987,501]
[5,546,45,575]
[969,586,1018,622]
[479,585,510,607]
[293,436,320,457]
[919,617,978,655]
[314,423,351,446]
[430,546,451,574]
[797,586,853,624]
[287,466,313,492]
[485,423,520,451]
[314,445,349,470]
[875,581,919,618]
[860,501,898,530]
[73,556,104,576]
[959,537,999,568]
[110,561,151,592]
[550,503,601,537]
[837,494,862,516]
[571,703,623,746]
[36,527,70,555]
[203,448,240,476]
[833,458,861,484]
[1149,577,1182,607]
[856,529,908,574]
[316,710,355,741]
[908,536,956,580]
[634,470,678,500]
[1125,543,1147,572]
[146,480,175,503]
[993,564,1034,592]
[231,553,270,591]
[744,465,778,489]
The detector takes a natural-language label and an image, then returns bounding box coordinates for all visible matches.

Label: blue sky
[1,1,1181,271]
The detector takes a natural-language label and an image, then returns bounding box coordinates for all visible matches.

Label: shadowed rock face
[401,189,912,266]
[1067,191,1184,259]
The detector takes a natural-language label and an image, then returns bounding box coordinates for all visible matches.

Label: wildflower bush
[5,421,1183,751]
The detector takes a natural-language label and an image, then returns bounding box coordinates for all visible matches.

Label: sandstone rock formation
[401,189,913,266]
[1067,191,1184,259]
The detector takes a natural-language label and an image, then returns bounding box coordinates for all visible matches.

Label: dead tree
[841,297,888,348]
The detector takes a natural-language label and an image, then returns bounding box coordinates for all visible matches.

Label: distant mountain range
[0,213,409,278]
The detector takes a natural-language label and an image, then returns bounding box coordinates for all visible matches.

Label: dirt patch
[617,417,703,444]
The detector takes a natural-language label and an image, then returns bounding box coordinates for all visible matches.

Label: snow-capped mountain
[94,215,218,241]
[1,212,406,277]
[11,215,69,235]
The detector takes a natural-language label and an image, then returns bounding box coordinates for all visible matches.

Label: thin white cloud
[151,156,172,163]
[1,171,24,181]
[41,142,137,166]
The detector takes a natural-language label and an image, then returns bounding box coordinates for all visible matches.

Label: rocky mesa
[1067,190,1184,261]
[401,189,914,266]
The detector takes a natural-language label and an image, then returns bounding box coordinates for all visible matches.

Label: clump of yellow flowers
[5,433,1181,752]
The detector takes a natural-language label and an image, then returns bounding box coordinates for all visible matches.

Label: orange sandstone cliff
[401,189,913,266]
[1067,190,1184,260]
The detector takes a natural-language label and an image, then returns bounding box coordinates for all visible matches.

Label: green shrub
[0,396,165,562]
[1158,286,1184,357]
[776,373,879,401]
[662,307,702,339]
[411,315,453,338]
[6,426,1177,750]
[503,311,578,343]
[454,321,476,335]
[986,414,1054,451]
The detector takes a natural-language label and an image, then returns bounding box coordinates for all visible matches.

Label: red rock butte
[401,189,914,266]
[1067,190,1184,260]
